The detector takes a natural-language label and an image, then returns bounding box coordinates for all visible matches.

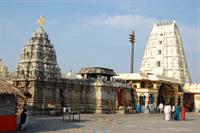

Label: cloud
[84,14,158,30]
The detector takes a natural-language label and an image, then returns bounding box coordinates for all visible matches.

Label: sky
[0,0,200,83]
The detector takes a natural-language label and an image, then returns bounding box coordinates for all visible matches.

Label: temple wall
[194,95,200,112]
[13,78,131,114]
[184,83,200,112]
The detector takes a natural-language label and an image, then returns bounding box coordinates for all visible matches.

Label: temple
[115,21,192,112]
[140,21,191,84]
[13,17,132,114]
[9,17,200,114]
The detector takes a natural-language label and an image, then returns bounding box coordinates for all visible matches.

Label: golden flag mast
[37,16,45,27]
[129,31,135,73]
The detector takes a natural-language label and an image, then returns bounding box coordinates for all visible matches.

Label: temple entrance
[117,89,124,106]
[149,94,155,104]
[139,95,146,112]
[130,89,136,108]
[183,93,194,112]
[157,84,175,105]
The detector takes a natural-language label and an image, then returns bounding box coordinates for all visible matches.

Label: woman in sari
[174,105,180,120]
[180,106,186,121]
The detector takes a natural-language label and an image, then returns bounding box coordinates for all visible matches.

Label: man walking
[164,103,171,121]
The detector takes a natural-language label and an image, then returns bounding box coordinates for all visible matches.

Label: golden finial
[37,16,45,27]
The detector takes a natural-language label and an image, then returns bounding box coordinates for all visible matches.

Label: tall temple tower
[140,21,191,84]
[0,59,8,78]
[13,16,62,109]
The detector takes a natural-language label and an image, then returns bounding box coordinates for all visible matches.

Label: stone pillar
[97,75,101,81]
[95,86,102,113]
[175,95,178,106]
[144,93,149,109]
[137,83,141,88]
[194,94,200,112]
[180,95,183,106]
[153,83,157,89]
[144,93,149,103]
[136,92,140,102]
[154,93,158,107]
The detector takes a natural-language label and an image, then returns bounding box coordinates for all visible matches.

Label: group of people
[135,101,156,113]
[159,103,186,121]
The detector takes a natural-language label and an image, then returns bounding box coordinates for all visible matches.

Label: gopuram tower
[0,59,8,78]
[140,21,191,84]
[13,16,62,110]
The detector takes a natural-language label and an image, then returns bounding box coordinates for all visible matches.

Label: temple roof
[78,67,117,76]
[13,16,61,80]
[0,79,25,98]
[115,73,181,84]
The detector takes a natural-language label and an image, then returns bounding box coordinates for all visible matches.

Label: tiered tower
[140,21,191,84]
[0,59,8,78]
[13,16,61,110]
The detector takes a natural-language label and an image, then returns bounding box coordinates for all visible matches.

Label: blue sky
[0,0,200,83]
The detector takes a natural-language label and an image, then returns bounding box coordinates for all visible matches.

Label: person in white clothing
[164,104,171,121]
[159,103,164,114]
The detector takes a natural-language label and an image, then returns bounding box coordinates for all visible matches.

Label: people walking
[180,106,186,121]
[164,104,171,121]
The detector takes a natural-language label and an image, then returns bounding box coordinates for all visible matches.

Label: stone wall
[184,83,200,112]
[13,78,131,114]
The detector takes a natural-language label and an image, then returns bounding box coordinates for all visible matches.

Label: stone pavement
[15,112,200,133]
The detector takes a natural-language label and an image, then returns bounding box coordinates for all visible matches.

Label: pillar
[144,93,149,106]
[154,93,158,107]
[194,94,200,112]
[153,83,157,89]
[95,87,102,113]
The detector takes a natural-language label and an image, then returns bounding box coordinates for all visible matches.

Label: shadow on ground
[14,116,89,133]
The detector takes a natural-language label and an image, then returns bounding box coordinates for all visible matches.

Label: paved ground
[15,112,200,133]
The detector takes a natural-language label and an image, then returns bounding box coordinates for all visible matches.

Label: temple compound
[13,16,131,114]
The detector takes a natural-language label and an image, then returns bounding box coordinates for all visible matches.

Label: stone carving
[13,24,61,80]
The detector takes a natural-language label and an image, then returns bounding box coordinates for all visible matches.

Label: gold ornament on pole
[37,16,45,27]
[129,31,135,46]
[129,30,135,73]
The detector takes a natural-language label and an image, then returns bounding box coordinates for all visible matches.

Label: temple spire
[140,21,191,83]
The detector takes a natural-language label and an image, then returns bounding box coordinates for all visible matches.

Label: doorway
[183,93,194,112]
[157,84,175,105]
